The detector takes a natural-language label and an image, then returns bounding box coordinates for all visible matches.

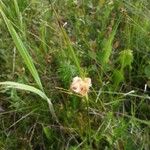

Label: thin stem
[84,94,91,146]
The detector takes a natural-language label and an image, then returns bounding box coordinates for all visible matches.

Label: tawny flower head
[70,76,92,96]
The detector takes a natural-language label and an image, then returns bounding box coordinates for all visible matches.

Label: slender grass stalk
[84,95,91,146]
[13,0,23,29]
[51,5,84,77]
[61,28,84,77]
[100,18,121,67]
[0,0,7,11]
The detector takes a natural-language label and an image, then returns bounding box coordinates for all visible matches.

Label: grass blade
[100,19,121,66]
[13,0,23,29]
[0,9,43,91]
[0,81,58,121]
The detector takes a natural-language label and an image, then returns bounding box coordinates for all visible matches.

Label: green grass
[0,0,150,149]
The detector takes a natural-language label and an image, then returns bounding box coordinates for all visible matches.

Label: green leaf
[0,81,58,121]
[119,49,133,70]
[0,10,43,91]
[99,20,120,66]
[43,126,53,140]
[144,65,150,78]
[112,70,124,88]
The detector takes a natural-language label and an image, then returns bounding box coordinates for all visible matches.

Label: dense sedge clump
[70,76,92,96]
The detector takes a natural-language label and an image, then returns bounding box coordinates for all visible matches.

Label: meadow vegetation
[0,0,150,149]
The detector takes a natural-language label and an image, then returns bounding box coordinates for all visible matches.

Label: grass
[0,0,150,149]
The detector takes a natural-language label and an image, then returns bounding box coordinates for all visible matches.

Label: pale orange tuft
[70,76,92,96]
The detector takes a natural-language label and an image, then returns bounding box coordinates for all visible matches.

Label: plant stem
[85,94,91,146]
